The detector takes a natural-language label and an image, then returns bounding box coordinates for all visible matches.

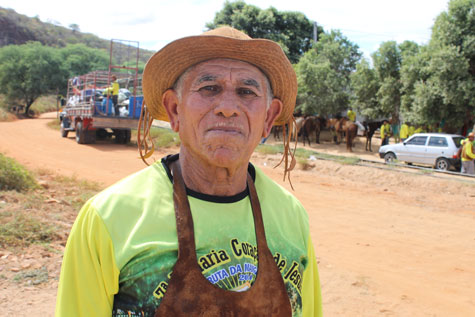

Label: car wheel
[384,152,396,164]
[60,122,68,138]
[76,122,85,144]
[124,129,131,144]
[435,158,449,171]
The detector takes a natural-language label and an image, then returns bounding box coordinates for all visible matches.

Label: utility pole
[313,21,318,42]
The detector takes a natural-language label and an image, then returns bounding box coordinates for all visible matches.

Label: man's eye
[238,88,257,96]
[199,85,220,92]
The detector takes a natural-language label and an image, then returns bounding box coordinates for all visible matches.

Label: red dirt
[1,112,475,316]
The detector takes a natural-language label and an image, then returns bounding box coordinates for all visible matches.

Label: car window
[406,136,427,146]
[452,137,463,148]
[428,136,448,147]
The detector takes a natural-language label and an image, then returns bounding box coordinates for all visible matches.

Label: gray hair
[172,63,274,109]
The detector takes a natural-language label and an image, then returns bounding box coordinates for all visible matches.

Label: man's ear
[162,89,180,132]
[262,98,283,137]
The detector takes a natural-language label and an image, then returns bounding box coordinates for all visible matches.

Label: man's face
[163,59,282,169]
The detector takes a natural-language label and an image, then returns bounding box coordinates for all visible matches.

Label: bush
[30,95,58,115]
[0,213,55,248]
[0,154,38,191]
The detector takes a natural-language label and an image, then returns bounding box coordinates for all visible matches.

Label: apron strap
[246,173,270,254]
[171,161,198,261]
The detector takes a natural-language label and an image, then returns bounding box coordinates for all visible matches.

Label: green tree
[59,44,110,77]
[350,40,419,122]
[401,0,475,130]
[0,42,66,115]
[371,41,402,122]
[296,30,361,115]
[350,59,381,118]
[206,1,319,63]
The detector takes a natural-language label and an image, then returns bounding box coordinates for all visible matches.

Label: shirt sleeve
[301,234,323,317]
[55,199,120,316]
[466,143,475,159]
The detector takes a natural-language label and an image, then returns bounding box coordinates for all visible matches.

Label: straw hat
[142,26,297,126]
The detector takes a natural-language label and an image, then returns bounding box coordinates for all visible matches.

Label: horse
[271,125,283,140]
[300,116,325,146]
[336,118,358,152]
[326,118,340,143]
[292,116,305,141]
[362,121,383,152]
[327,117,358,152]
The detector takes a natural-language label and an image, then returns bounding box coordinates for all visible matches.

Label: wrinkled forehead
[184,58,269,84]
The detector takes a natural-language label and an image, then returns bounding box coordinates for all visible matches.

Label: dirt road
[1,112,475,316]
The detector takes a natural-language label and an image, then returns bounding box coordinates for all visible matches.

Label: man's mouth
[206,123,244,135]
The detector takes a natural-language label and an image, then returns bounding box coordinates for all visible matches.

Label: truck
[59,39,143,144]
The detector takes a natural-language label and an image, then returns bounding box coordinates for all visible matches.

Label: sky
[2,0,450,59]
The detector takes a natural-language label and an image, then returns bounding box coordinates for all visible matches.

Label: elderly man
[56,27,321,316]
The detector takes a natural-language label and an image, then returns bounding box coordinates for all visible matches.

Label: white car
[379,133,463,171]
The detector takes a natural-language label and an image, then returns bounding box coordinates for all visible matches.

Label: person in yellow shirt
[104,75,120,116]
[461,132,475,174]
[400,122,409,142]
[380,120,391,146]
[347,108,356,122]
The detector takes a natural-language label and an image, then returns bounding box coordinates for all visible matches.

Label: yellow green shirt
[347,110,356,122]
[380,123,390,138]
[56,155,322,317]
[400,124,409,139]
[104,80,119,95]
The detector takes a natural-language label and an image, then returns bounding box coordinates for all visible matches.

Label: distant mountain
[0,7,154,64]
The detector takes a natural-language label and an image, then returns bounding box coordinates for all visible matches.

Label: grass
[13,266,49,286]
[47,118,61,130]
[151,127,181,148]
[0,153,38,192]
[29,95,59,116]
[256,144,283,155]
[255,143,361,169]
[0,213,57,248]
[0,158,101,250]
[128,127,181,148]
[0,94,59,120]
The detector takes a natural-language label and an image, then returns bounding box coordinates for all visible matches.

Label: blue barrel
[129,96,143,119]
[99,98,114,116]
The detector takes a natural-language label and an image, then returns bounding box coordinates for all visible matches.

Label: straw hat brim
[142,34,297,126]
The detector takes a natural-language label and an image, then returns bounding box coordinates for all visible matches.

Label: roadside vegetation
[0,154,101,250]
[255,143,361,170]
[0,153,38,192]
[0,94,59,121]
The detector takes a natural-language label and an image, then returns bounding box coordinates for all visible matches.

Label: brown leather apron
[154,162,292,316]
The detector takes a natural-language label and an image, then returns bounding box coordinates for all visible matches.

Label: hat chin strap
[274,116,297,190]
[137,102,156,165]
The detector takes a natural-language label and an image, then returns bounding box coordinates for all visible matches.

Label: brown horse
[300,116,325,146]
[327,117,358,151]
[291,116,305,141]
[271,125,283,140]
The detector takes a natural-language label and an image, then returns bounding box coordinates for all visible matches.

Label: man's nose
[213,90,239,118]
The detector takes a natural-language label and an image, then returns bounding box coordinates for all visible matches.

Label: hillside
[0,7,154,64]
